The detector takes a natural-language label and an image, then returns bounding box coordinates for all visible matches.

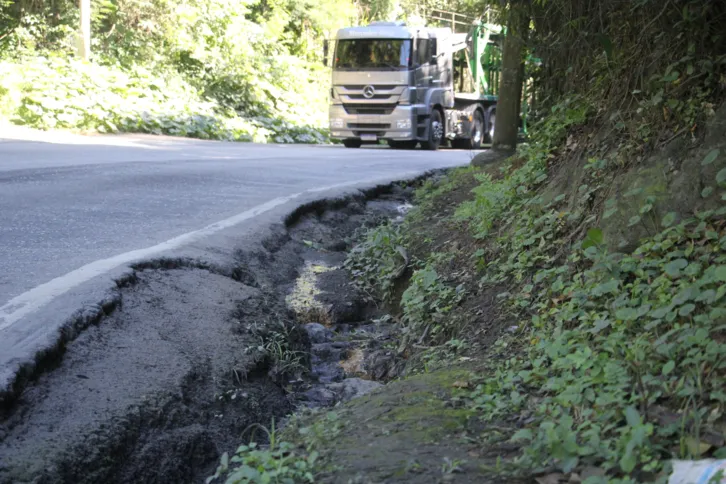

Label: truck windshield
[334,39,411,70]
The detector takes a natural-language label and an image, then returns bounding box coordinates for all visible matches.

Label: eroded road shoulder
[0,183,416,484]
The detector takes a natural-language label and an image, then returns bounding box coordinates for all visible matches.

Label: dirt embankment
[277,103,726,483]
[0,182,418,484]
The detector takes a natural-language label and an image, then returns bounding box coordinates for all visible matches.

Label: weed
[246,320,308,380]
[207,421,317,484]
[441,457,465,475]
[399,265,466,348]
[345,222,410,303]
[466,182,726,479]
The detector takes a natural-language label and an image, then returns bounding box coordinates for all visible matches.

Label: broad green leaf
[587,228,603,245]
[679,303,696,316]
[662,70,680,82]
[702,148,720,166]
[717,168,726,187]
[702,187,714,198]
[511,428,533,441]
[620,449,637,473]
[628,215,641,227]
[624,187,644,198]
[625,406,641,427]
[661,212,677,227]
[593,279,619,296]
[615,307,638,321]
[664,259,688,277]
[662,360,675,375]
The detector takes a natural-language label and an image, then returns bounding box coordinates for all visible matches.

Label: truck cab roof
[335,23,452,41]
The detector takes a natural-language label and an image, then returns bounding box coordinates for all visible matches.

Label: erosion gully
[0,180,421,484]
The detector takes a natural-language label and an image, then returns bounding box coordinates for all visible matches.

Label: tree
[78,0,91,59]
[491,3,528,151]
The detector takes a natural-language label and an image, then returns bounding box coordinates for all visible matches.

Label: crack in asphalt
[0,179,422,484]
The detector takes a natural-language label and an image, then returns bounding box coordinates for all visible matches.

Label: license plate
[361,134,377,141]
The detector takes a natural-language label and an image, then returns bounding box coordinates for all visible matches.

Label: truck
[327,12,512,150]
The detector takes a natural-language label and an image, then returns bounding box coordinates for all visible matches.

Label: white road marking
[0,173,423,331]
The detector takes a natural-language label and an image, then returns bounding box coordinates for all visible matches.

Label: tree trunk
[492,6,529,151]
[78,0,90,60]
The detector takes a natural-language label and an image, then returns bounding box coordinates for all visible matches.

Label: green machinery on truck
[326,9,533,150]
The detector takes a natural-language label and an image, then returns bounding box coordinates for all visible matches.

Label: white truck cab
[328,20,497,150]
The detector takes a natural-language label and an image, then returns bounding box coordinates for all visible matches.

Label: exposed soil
[277,164,527,484]
[0,183,418,484]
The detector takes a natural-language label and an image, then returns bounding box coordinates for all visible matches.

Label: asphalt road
[0,130,470,391]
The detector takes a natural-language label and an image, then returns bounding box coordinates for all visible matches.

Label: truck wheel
[464,110,484,150]
[343,139,362,148]
[388,140,417,150]
[421,109,444,151]
[485,112,496,143]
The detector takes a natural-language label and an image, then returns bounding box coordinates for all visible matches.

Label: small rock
[303,323,333,344]
[311,361,345,384]
[323,240,347,252]
[327,378,382,403]
[301,387,336,407]
[311,342,347,360]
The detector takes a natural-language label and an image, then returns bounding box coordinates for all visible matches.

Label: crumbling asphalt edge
[0,169,444,413]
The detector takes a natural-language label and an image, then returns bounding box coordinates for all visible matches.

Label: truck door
[414,36,433,104]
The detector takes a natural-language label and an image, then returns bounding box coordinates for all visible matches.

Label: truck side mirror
[430,39,438,62]
[323,39,329,66]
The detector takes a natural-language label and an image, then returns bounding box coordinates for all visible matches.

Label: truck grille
[347,123,391,129]
[343,104,396,115]
[342,85,399,91]
[346,94,393,100]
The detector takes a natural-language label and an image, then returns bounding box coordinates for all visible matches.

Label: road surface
[0,130,470,392]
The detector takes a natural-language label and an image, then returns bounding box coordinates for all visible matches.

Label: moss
[283,366,486,482]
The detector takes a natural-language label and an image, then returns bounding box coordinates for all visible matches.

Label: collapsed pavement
[0,180,424,484]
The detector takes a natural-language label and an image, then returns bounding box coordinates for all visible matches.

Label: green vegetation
[399,265,465,347]
[207,0,726,480]
[344,222,409,303]
[0,0,480,142]
[206,423,318,484]
[339,0,726,472]
[8,0,725,481]
[246,320,308,381]
[472,202,726,481]
[0,0,344,142]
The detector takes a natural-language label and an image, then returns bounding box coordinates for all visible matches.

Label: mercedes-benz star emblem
[363,85,375,99]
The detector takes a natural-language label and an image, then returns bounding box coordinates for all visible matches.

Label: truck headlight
[396,119,411,129]
[330,118,344,128]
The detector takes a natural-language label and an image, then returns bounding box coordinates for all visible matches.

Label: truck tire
[388,140,417,150]
[485,112,496,143]
[455,110,484,150]
[343,139,362,148]
[421,109,444,151]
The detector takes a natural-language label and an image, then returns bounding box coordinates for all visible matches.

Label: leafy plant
[0,55,328,143]
[207,422,318,484]
[471,208,726,480]
[344,222,410,303]
[400,265,465,347]
[246,320,308,380]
